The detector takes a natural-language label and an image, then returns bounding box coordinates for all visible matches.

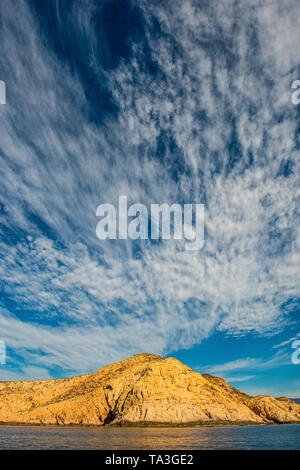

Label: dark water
[0,424,299,449]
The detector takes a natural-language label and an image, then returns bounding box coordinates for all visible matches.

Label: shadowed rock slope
[0,354,299,426]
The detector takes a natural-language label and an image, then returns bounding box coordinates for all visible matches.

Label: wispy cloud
[0,366,53,382]
[273,333,300,349]
[224,375,256,383]
[244,380,300,399]
[0,0,299,377]
[201,358,260,375]
[200,352,290,375]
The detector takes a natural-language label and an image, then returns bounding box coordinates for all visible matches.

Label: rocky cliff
[0,353,299,426]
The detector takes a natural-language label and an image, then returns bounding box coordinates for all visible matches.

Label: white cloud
[201,358,260,374]
[0,366,53,382]
[244,380,300,399]
[224,375,256,383]
[200,351,290,376]
[0,0,299,377]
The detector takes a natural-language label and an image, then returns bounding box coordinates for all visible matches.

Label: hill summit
[0,353,299,426]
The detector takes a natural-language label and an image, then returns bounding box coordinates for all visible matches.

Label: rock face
[0,353,299,426]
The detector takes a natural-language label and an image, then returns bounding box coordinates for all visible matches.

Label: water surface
[0,424,299,449]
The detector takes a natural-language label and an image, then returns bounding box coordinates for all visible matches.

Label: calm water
[0,424,299,449]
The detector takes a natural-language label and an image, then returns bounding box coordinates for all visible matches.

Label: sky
[0,0,299,397]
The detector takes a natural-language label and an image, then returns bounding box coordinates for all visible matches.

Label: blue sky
[0,0,299,397]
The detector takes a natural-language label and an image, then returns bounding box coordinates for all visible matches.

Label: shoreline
[0,421,297,428]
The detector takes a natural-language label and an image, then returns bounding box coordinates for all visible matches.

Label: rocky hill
[0,353,299,426]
